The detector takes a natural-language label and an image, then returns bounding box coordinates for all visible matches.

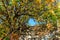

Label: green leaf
[51,16,57,21]
[4,37,10,40]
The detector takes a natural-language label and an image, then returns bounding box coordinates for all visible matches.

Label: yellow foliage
[49,9,57,18]
[0,0,58,38]
[46,0,55,3]
[35,0,41,4]
[46,22,52,29]
[57,3,60,8]
[12,0,17,5]
[49,9,54,13]
[0,24,2,28]
[23,0,28,3]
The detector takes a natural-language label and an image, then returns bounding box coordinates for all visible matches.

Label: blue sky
[27,18,39,26]
[27,18,46,26]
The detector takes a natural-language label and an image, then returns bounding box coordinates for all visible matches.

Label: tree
[0,0,59,40]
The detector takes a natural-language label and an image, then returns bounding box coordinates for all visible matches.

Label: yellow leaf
[46,22,52,29]
[12,0,16,5]
[49,9,57,18]
[35,0,41,4]
[57,3,60,8]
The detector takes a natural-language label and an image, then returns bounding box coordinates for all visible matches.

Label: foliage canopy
[0,0,60,40]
